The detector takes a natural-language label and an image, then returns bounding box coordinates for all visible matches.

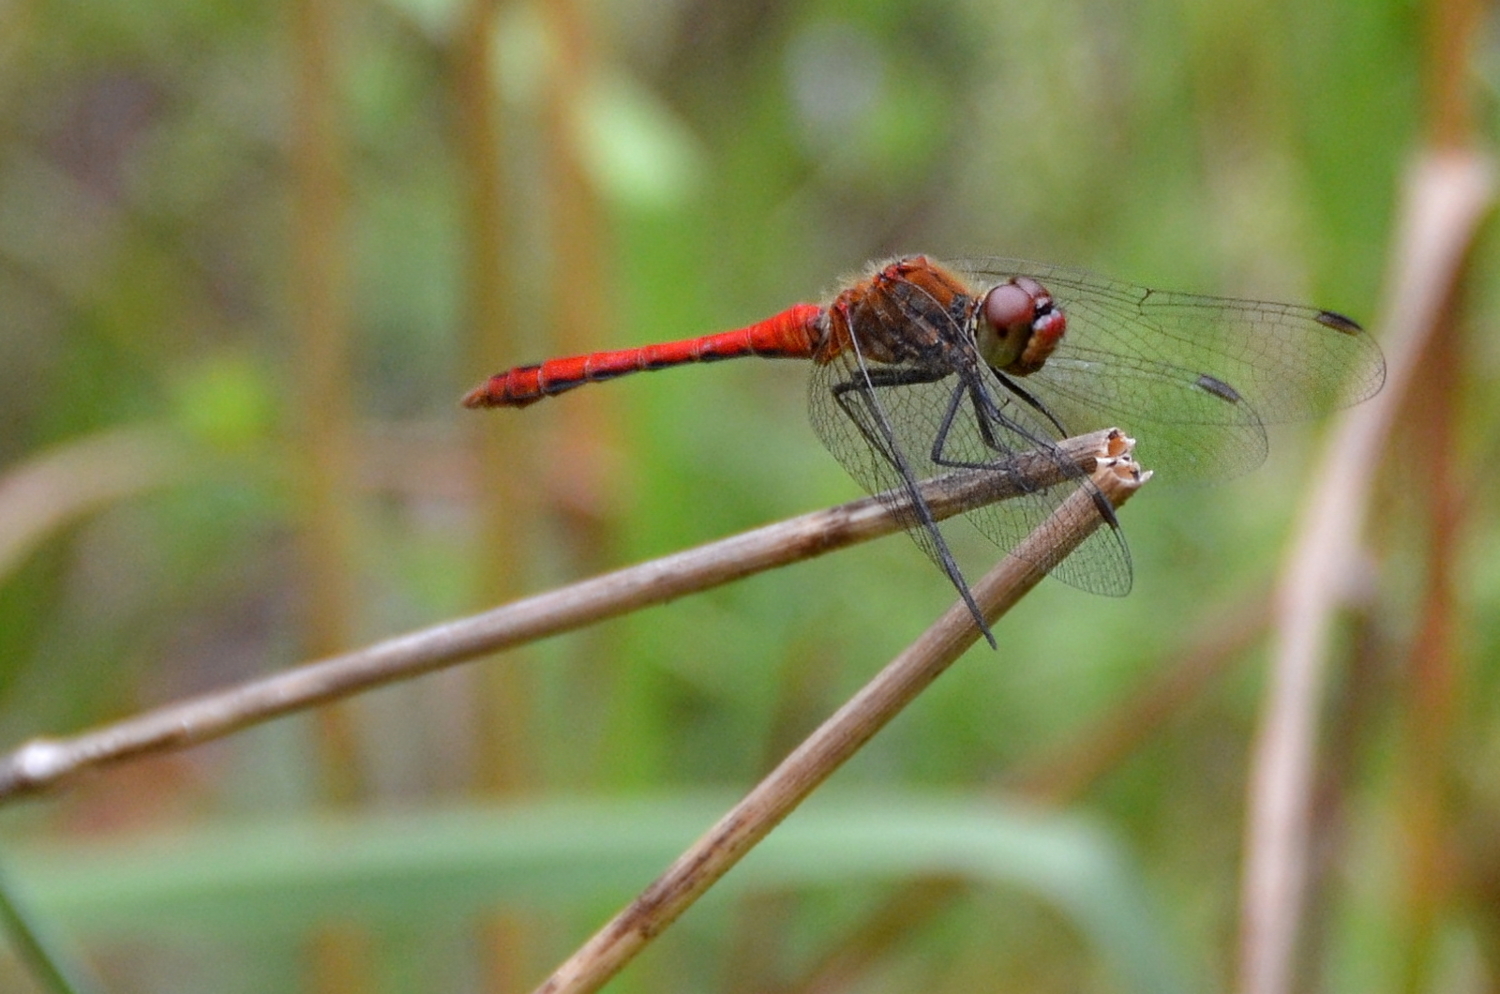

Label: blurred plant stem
[535,0,633,804]
[456,0,532,805]
[539,0,620,552]
[454,0,538,988]
[1389,3,1487,990]
[290,0,358,802]
[1393,291,1463,994]
[1006,593,1270,805]
[1238,0,1494,990]
[769,589,1269,994]
[1238,151,1494,994]
[290,0,371,988]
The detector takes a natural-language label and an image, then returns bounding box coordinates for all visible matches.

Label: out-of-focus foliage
[0,0,1494,991]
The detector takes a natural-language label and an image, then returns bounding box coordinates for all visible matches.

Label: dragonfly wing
[955,259,1386,480]
[807,352,979,604]
[1024,348,1272,479]
[808,349,1132,597]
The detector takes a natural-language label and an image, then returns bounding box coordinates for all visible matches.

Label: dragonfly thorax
[822,256,978,367]
[975,276,1067,376]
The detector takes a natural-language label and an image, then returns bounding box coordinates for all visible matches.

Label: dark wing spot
[1195,374,1241,404]
[1316,310,1363,334]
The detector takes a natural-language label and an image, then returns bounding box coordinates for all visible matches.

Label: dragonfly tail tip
[460,384,493,409]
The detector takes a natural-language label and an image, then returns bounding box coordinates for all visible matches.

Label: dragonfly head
[975,276,1066,376]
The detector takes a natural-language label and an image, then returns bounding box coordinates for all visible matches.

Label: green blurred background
[0,0,1495,991]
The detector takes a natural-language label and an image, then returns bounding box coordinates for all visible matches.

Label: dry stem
[0,430,1126,803]
[530,440,1148,994]
[1236,150,1496,994]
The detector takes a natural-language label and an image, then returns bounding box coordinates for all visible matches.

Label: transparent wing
[808,348,1132,597]
[954,258,1387,479]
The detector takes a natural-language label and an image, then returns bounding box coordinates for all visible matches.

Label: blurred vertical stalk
[1237,15,1494,992]
[1393,0,1484,987]
[453,0,537,989]
[539,0,618,553]
[456,0,531,798]
[539,0,629,814]
[291,0,358,807]
[290,0,368,988]
[1427,0,1478,151]
[1395,300,1461,993]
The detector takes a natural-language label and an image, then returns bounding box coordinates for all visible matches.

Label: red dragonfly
[465,255,1385,644]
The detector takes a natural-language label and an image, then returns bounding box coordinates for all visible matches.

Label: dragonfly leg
[982,375,1122,530]
[991,370,1068,437]
[828,366,997,647]
[930,377,1124,531]
[926,379,1004,471]
[923,377,1053,476]
[829,365,951,467]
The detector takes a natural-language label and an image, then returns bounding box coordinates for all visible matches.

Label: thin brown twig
[774,585,1269,994]
[530,439,1149,994]
[0,430,1127,803]
[1236,150,1496,994]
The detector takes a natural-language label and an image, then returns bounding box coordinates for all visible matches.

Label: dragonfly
[464,255,1386,645]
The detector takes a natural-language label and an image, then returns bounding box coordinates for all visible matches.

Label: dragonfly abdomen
[462,303,825,408]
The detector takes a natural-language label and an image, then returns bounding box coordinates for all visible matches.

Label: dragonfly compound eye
[977,283,1034,366]
[978,279,1066,376]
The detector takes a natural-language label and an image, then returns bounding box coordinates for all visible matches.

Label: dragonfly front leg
[925,376,1122,530]
[925,376,1053,486]
[990,370,1068,437]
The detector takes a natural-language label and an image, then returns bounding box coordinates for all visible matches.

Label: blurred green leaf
[167,352,275,451]
[577,72,705,210]
[13,794,1191,994]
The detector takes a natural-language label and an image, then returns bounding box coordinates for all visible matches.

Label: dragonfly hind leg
[828,364,952,469]
[826,364,999,647]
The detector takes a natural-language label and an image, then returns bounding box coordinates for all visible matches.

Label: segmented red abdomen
[461,303,826,408]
